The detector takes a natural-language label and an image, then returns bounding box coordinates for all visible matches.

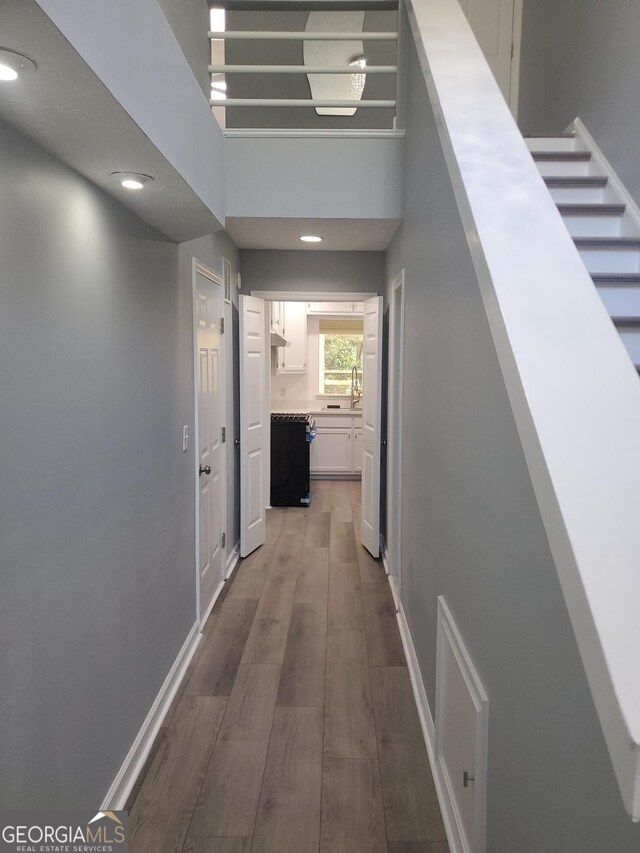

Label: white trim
[226,539,241,578]
[571,118,640,234]
[436,597,489,853]
[224,129,405,139]
[199,540,241,627]
[250,290,377,302]
[387,269,405,601]
[393,593,463,853]
[209,30,398,40]
[100,621,202,810]
[381,548,400,611]
[192,260,228,628]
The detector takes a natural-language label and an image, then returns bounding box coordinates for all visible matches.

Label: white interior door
[240,295,267,558]
[361,296,383,557]
[458,0,516,106]
[195,269,225,625]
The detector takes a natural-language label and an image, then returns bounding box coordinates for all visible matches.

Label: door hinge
[221,531,226,549]
[220,318,225,334]
[221,426,226,443]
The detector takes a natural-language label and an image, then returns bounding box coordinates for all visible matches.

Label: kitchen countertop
[271,400,362,416]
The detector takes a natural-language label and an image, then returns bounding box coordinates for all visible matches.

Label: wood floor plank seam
[130,483,448,853]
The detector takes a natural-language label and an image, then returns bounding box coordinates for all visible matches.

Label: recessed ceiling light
[300,235,323,243]
[111,172,154,191]
[0,49,36,82]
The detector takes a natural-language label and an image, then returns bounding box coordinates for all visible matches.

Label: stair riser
[549,186,606,204]
[562,215,623,238]
[525,137,580,152]
[597,287,640,317]
[579,249,640,274]
[536,161,593,177]
[616,329,640,364]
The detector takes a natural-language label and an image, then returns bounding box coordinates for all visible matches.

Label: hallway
[128,481,448,853]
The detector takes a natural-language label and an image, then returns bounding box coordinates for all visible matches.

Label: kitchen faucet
[350,365,361,409]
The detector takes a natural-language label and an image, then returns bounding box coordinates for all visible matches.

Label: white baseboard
[200,541,242,628]
[225,540,240,578]
[393,593,465,853]
[380,548,400,611]
[100,621,202,810]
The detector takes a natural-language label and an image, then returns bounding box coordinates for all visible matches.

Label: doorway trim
[386,269,405,604]
[192,259,228,629]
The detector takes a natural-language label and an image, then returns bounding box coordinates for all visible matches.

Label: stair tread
[532,151,592,162]
[574,237,640,249]
[545,176,608,188]
[592,274,640,284]
[558,203,625,216]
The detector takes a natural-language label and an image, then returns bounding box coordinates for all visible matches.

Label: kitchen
[270,299,364,485]
[238,293,383,560]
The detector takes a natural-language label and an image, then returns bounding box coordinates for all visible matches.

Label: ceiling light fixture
[0,49,37,82]
[300,235,323,243]
[111,172,154,191]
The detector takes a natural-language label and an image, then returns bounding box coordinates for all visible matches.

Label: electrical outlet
[182,425,189,451]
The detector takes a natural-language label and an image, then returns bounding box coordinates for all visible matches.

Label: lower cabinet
[352,428,363,473]
[310,418,363,475]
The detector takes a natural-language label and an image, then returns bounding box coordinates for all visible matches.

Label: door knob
[199,465,211,476]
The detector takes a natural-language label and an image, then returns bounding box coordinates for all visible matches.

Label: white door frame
[242,290,383,548]
[509,0,524,118]
[386,270,405,604]
[192,259,227,628]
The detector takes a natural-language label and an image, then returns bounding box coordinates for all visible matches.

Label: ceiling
[0,0,221,242]
[0,1,402,251]
[225,216,400,250]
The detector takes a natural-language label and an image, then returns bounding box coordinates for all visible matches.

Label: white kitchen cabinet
[306,301,364,316]
[310,414,363,475]
[352,427,363,473]
[270,300,283,334]
[275,301,307,374]
[311,428,352,473]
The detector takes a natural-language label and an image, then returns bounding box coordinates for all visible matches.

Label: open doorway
[239,292,383,559]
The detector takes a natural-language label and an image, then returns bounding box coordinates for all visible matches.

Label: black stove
[270,413,315,507]
[271,412,309,423]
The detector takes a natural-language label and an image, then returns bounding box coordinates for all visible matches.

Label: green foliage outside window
[321,334,363,395]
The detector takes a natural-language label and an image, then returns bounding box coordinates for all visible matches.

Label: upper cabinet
[276,301,307,374]
[270,300,283,335]
[306,301,364,316]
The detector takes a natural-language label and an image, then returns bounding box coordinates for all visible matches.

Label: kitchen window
[318,318,363,396]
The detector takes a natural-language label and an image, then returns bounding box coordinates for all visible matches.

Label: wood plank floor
[129,480,449,853]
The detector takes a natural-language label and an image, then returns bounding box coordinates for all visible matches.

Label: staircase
[526,131,640,372]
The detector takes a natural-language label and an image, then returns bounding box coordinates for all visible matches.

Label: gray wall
[225,136,404,220]
[0,117,196,808]
[385,22,640,851]
[518,0,640,206]
[179,234,242,548]
[239,249,385,294]
[156,0,211,96]
[226,10,397,129]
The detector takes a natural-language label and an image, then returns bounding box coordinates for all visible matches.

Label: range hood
[271,332,289,347]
